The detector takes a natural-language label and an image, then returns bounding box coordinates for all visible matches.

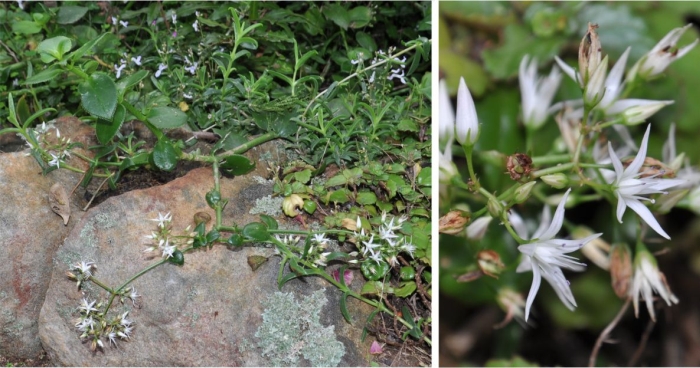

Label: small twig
[589,298,631,367]
[628,318,656,367]
[0,39,19,63]
[83,174,112,211]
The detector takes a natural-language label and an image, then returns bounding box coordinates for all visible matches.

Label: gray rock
[0,117,94,360]
[38,164,374,366]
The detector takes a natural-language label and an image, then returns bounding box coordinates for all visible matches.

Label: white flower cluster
[354,213,415,267]
[75,298,135,351]
[143,212,193,259]
[440,23,698,323]
[19,121,72,169]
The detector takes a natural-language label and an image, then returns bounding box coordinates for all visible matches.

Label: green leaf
[95,103,125,144]
[397,119,418,132]
[259,215,279,230]
[328,189,350,204]
[220,154,255,176]
[36,36,73,63]
[347,6,372,28]
[356,31,377,52]
[278,272,300,289]
[481,23,566,79]
[360,281,392,296]
[79,73,117,120]
[324,4,349,30]
[293,169,312,184]
[116,69,149,96]
[146,106,187,129]
[68,32,107,61]
[24,66,63,85]
[401,306,421,339]
[151,138,179,171]
[325,173,347,187]
[15,95,30,127]
[57,5,89,24]
[339,292,352,323]
[12,21,41,35]
[242,222,269,241]
[206,229,220,243]
[168,250,185,265]
[356,191,377,205]
[394,281,417,298]
[417,167,431,187]
[302,200,317,214]
[485,356,539,367]
[227,233,244,247]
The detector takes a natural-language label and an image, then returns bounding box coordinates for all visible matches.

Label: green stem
[462,144,480,190]
[532,162,576,178]
[121,100,164,140]
[87,277,114,294]
[531,154,571,166]
[216,132,280,158]
[303,42,424,116]
[213,160,223,229]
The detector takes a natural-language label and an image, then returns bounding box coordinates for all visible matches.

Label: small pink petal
[370,340,383,354]
[343,270,354,285]
[331,269,340,283]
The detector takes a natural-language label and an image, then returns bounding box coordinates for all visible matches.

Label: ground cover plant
[0,1,431,365]
[439,2,700,367]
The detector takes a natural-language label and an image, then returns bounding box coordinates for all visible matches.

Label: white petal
[625,198,671,239]
[538,188,570,240]
[625,124,651,176]
[616,192,628,223]
[524,260,542,321]
[608,142,625,183]
[554,56,580,85]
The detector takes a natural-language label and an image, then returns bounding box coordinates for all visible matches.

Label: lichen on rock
[255,290,345,367]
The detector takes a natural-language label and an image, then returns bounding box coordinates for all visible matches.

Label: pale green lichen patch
[249,195,283,217]
[255,290,345,367]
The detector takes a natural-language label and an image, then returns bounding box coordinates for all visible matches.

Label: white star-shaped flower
[516,188,602,321]
[608,124,686,239]
[150,212,172,228]
[629,248,678,322]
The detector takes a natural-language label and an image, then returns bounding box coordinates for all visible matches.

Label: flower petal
[625,198,671,239]
[537,188,571,240]
[626,125,651,177]
[524,260,542,321]
[608,142,625,183]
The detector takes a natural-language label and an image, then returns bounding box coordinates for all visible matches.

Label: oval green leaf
[356,191,377,205]
[25,66,63,85]
[146,106,187,129]
[57,6,89,24]
[220,154,255,176]
[79,73,117,120]
[95,103,126,144]
[151,138,178,171]
[242,222,270,241]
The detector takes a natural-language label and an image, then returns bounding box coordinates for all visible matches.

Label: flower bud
[513,181,536,204]
[541,173,569,189]
[477,250,505,278]
[494,288,526,329]
[607,99,674,125]
[505,153,533,181]
[579,23,602,87]
[654,188,688,214]
[572,226,611,270]
[466,216,492,240]
[282,194,304,217]
[583,55,608,108]
[609,243,632,299]
[439,210,470,235]
[487,197,504,219]
[455,77,480,146]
